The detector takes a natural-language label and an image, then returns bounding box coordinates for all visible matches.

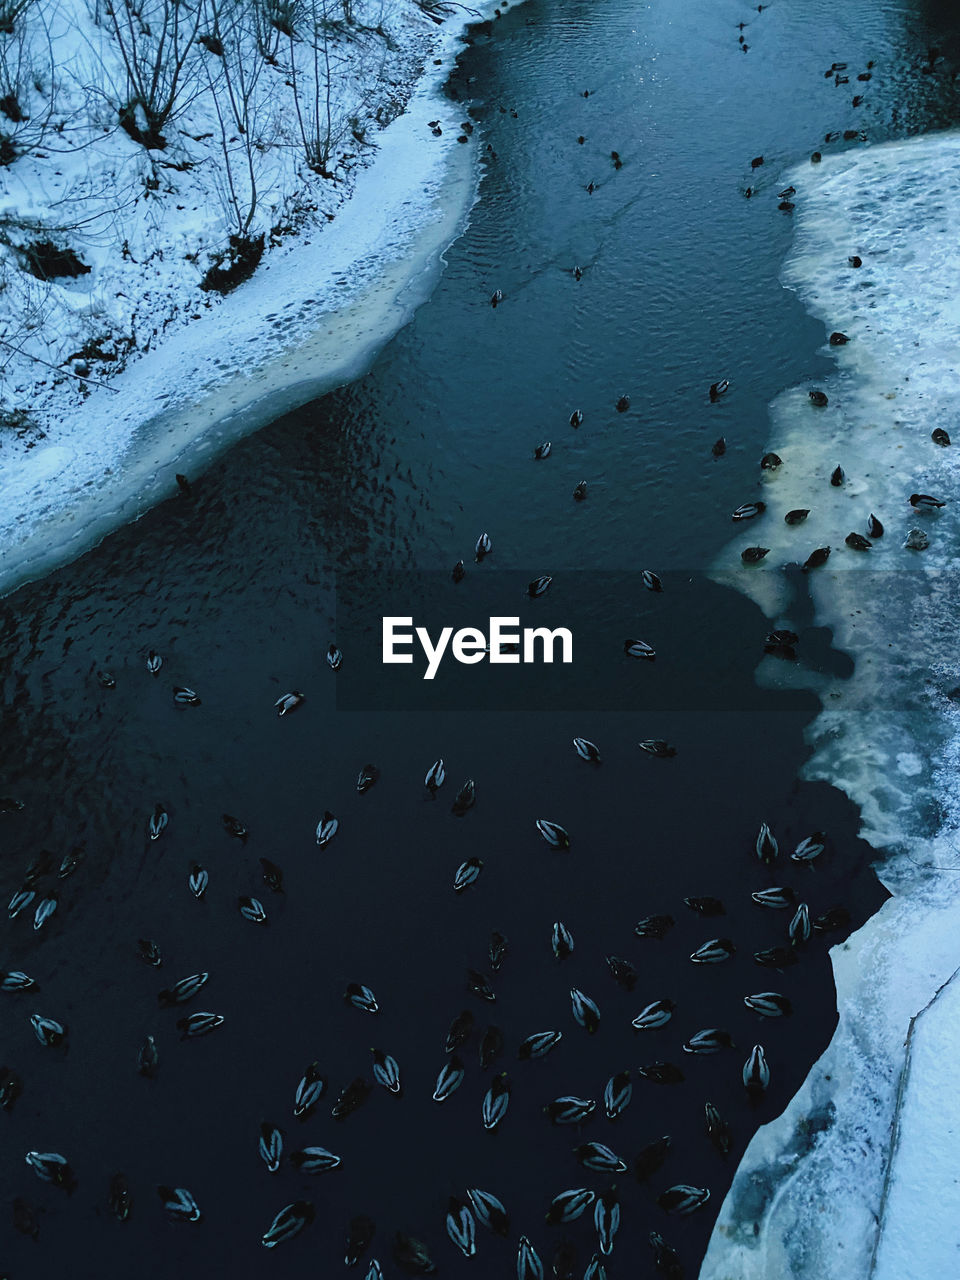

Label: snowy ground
[703,132,960,1280]
[872,959,960,1279]
[0,0,503,593]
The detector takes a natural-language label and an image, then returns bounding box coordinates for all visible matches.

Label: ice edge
[704,129,960,1280]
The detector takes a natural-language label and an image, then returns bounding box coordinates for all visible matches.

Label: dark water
[3,0,960,1276]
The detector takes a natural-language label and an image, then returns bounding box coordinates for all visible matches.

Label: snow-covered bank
[0,0,503,595]
[872,959,960,1279]
[704,132,960,1279]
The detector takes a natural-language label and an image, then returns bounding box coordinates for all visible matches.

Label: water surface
[4,0,960,1275]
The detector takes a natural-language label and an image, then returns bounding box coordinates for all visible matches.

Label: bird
[275,691,305,716]
[802,546,831,571]
[845,532,871,551]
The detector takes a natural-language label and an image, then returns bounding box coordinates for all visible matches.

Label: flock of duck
[2,5,929,1280]
[3,655,859,1280]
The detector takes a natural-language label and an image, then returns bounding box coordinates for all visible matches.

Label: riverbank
[0,0,502,596]
[704,131,960,1280]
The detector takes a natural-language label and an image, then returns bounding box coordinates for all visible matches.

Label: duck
[293,1063,326,1119]
[433,1056,465,1102]
[188,864,208,898]
[238,895,268,923]
[221,813,248,839]
[315,810,339,845]
[544,1096,595,1124]
[344,982,379,1013]
[743,1044,770,1093]
[635,1137,671,1180]
[465,1188,509,1235]
[356,763,380,794]
[845,532,871,551]
[732,501,766,520]
[802,546,831,571]
[258,1122,283,1172]
[149,804,168,840]
[275,691,305,716]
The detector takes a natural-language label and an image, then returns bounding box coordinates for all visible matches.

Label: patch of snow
[0,0,505,593]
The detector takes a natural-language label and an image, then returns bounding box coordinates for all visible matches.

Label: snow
[872,963,960,1279]
[703,131,960,1280]
[0,0,505,594]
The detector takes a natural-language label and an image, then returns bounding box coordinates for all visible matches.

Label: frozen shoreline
[0,1,501,598]
[704,131,960,1279]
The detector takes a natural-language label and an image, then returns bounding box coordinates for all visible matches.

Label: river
[2,0,959,1276]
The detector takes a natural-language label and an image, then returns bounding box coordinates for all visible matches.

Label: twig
[0,335,120,391]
